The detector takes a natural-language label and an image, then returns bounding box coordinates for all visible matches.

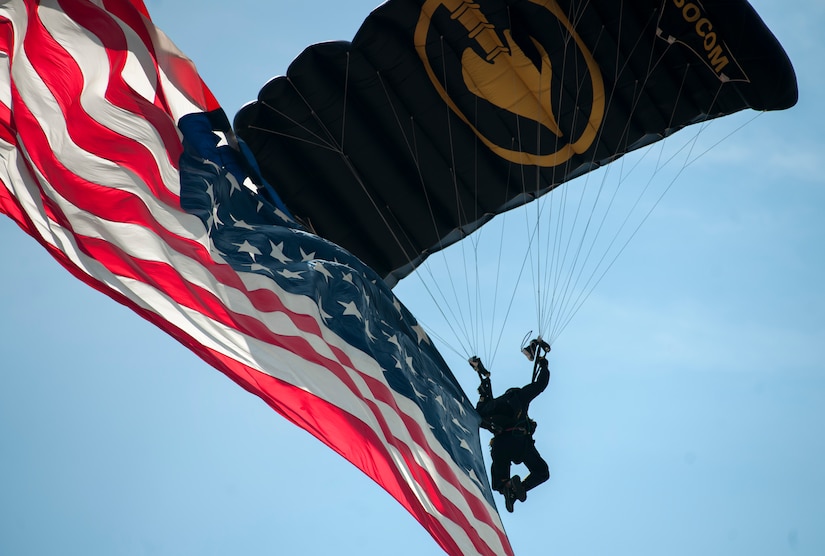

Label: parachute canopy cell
[234,0,797,287]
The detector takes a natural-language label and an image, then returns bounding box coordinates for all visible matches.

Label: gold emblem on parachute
[415,0,605,167]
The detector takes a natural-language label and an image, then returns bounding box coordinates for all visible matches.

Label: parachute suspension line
[529,46,546,340]
[544,24,596,341]
[536,6,573,342]
[365,39,484,360]
[249,108,338,152]
[531,3,594,341]
[553,127,706,338]
[548,60,655,339]
[494,192,548,359]
[540,6,681,342]
[470,94,505,364]
[475,4,529,364]
[549,16,630,322]
[535,9,608,343]
[544,176,567,339]
[499,4,564,346]
[549,57,744,340]
[539,7,629,341]
[546,21,673,341]
[420,323,471,361]
[510,102,542,345]
[435,34,485,359]
[688,110,765,169]
[368,70,477,356]
[541,77,590,341]
[467,93,485,359]
[469,99,513,366]
[486,195,514,363]
[503,3,545,342]
[255,79,343,152]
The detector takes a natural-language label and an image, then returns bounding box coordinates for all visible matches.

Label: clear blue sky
[1,1,823,555]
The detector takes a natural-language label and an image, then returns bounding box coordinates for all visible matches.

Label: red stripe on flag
[22,0,182,204]
[99,0,221,112]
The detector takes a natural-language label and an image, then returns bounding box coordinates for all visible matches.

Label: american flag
[0,1,511,555]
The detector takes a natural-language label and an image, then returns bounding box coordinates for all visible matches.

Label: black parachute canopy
[234,0,797,287]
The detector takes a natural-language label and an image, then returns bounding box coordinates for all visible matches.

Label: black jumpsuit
[476,360,550,494]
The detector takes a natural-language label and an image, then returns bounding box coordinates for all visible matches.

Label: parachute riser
[522,335,550,383]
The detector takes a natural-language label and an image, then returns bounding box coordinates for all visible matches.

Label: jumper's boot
[511,475,527,503]
[502,476,526,512]
[503,482,517,513]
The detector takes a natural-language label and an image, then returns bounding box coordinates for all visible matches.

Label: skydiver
[469,337,551,513]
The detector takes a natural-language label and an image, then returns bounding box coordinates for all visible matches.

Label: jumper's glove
[469,356,490,378]
[523,336,551,361]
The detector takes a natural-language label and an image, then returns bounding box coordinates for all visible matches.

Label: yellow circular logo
[415,0,605,167]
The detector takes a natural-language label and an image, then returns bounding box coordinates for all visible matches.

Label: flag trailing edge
[0,2,512,556]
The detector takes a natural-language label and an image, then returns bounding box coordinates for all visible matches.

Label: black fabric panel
[234,0,797,286]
